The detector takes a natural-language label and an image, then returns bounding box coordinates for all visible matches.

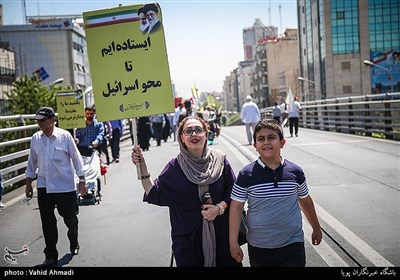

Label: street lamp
[363,60,392,75]
[48,78,64,86]
[298,76,317,85]
[234,68,240,112]
[83,86,94,107]
[363,60,393,93]
[298,76,323,130]
[298,76,319,101]
[84,86,93,95]
[75,86,93,103]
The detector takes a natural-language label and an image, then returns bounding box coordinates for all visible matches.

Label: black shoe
[38,258,58,267]
[70,246,79,255]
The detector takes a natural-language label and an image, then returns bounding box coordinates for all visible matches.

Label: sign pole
[132,118,141,180]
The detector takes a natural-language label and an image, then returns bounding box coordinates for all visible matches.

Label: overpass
[2,92,399,190]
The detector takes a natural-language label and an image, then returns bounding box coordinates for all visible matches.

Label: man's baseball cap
[33,107,55,120]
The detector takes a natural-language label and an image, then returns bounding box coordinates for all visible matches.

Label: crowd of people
[266,96,302,137]
[12,92,317,268]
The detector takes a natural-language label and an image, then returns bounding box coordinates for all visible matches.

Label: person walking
[150,114,165,146]
[0,174,5,209]
[98,121,112,165]
[272,102,282,123]
[75,106,104,195]
[25,107,86,268]
[75,105,104,157]
[162,113,171,142]
[131,116,241,267]
[240,95,261,145]
[288,96,302,137]
[109,119,123,162]
[229,119,322,267]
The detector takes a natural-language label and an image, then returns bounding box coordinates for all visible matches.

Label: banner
[369,50,400,93]
[56,90,86,129]
[83,3,174,121]
[285,87,294,107]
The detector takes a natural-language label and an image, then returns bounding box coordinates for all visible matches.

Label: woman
[131,116,241,267]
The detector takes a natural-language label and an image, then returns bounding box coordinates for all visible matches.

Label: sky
[1,0,298,99]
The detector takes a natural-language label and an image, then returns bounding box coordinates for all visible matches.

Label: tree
[6,75,58,116]
[2,75,67,192]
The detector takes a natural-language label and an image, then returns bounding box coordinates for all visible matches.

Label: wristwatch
[216,204,225,215]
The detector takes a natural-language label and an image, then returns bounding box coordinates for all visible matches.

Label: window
[331,0,359,54]
[343,85,352,94]
[341,61,351,70]
[369,0,400,52]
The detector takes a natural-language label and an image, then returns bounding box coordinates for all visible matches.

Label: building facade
[243,18,278,61]
[0,18,91,93]
[298,0,400,100]
[0,43,16,115]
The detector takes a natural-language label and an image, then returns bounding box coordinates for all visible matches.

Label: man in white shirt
[288,96,302,137]
[25,107,86,267]
[240,95,261,145]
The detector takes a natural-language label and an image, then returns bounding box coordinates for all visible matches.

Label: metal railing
[0,115,131,191]
[261,92,400,141]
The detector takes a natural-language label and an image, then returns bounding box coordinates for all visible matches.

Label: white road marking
[219,133,394,267]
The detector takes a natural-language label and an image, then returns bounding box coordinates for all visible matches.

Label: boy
[229,119,322,266]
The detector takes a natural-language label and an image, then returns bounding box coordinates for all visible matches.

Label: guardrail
[0,115,131,191]
[260,92,400,141]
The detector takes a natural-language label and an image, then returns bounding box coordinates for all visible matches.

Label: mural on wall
[369,50,400,94]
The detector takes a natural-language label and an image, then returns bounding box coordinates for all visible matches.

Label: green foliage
[0,120,18,167]
[2,75,61,191]
[226,113,240,126]
[5,75,57,117]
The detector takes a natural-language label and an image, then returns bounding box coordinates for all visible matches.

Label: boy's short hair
[253,119,284,142]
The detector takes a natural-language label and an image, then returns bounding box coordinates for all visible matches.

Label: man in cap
[25,106,86,267]
[240,95,261,145]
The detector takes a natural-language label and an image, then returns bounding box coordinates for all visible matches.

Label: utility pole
[268,0,271,26]
[279,4,282,35]
[21,0,27,24]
